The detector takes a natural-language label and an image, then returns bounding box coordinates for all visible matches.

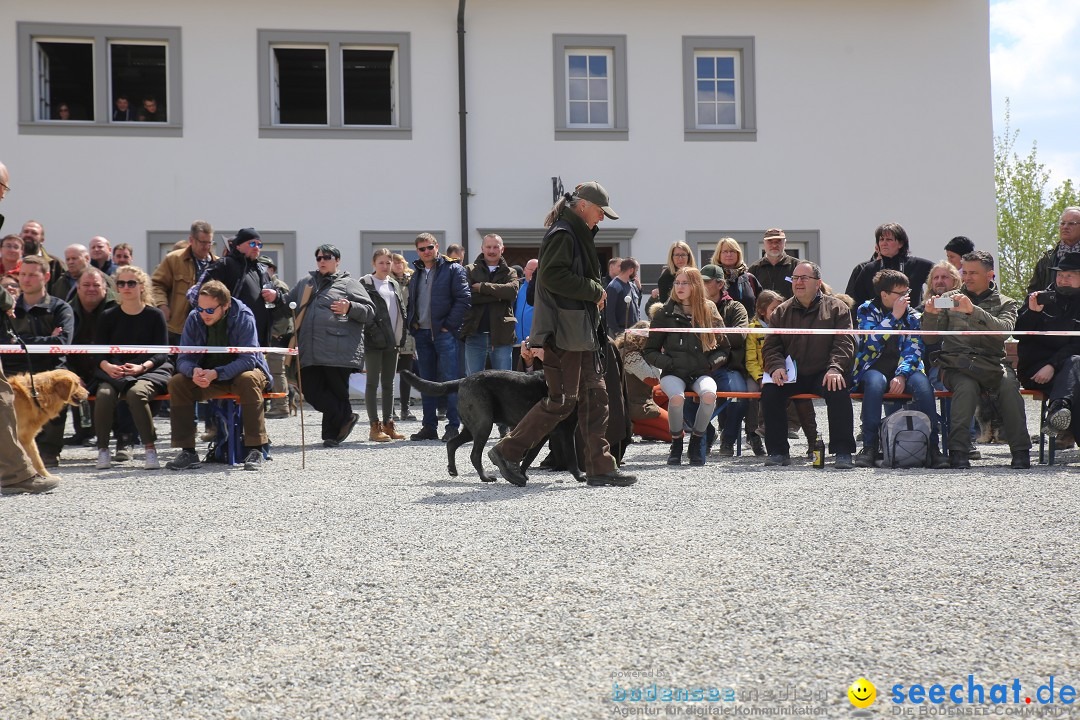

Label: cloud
[990,0,1080,183]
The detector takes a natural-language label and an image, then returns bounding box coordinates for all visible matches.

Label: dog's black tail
[400,369,462,397]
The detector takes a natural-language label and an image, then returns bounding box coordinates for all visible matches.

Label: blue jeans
[710,368,748,443]
[860,370,937,448]
[464,332,513,374]
[414,330,460,429]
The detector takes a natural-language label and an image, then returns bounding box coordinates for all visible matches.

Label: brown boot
[369,421,391,442]
[383,419,405,440]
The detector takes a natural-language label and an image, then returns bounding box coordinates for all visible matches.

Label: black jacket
[1016,289,1080,384]
[193,246,274,345]
[849,253,933,309]
[644,299,730,382]
[3,294,74,373]
[360,274,406,352]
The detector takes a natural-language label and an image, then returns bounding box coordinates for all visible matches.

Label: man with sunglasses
[152,220,218,343]
[187,227,275,347]
[1027,207,1080,295]
[279,245,375,447]
[166,280,274,471]
[405,233,471,441]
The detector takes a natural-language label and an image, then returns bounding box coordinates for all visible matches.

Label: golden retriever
[10,368,89,478]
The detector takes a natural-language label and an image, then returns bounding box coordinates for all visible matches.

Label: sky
[990,0,1080,187]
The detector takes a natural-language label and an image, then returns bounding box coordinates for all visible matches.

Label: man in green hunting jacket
[922,250,1030,469]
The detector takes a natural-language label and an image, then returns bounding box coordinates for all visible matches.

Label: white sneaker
[144,448,161,470]
[96,449,111,469]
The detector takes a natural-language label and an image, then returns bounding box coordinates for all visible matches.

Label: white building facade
[2,0,994,289]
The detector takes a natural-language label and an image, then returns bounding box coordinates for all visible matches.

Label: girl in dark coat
[644,268,729,466]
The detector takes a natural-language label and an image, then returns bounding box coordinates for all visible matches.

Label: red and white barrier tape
[0,344,298,355]
[625,327,1079,337]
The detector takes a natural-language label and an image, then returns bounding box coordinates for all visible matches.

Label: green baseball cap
[573,181,619,220]
[700,264,724,281]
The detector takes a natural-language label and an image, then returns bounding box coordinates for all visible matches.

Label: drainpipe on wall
[457,0,469,257]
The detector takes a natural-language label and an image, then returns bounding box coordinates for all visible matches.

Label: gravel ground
[2,397,1078,719]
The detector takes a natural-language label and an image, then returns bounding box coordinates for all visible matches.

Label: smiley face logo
[848,677,876,708]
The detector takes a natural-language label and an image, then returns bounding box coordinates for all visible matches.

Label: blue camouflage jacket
[852,299,926,384]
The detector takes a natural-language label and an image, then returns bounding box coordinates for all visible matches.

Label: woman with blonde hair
[92,265,173,470]
[710,236,762,317]
[644,267,729,466]
[648,241,696,311]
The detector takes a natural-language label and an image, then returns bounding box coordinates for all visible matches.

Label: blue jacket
[177,297,272,388]
[515,280,534,344]
[604,276,641,336]
[852,299,925,384]
[406,255,471,338]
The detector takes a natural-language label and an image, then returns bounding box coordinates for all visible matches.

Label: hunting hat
[573,181,619,220]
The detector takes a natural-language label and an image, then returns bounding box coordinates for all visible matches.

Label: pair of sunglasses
[115,279,140,288]
[194,305,219,315]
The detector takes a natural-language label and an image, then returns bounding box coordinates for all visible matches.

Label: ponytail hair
[543,192,581,227]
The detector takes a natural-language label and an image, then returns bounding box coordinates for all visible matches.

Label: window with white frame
[566,50,612,127]
[553,34,627,140]
[17,22,181,135]
[258,30,410,139]
[694,51,739,129]
[682,36,756,141]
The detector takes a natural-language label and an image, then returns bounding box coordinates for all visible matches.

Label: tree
[996,100,1080,299]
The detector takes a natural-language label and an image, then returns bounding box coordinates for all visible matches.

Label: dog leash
[3,315,43,410]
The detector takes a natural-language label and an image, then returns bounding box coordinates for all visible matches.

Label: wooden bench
[681,388,1055,465]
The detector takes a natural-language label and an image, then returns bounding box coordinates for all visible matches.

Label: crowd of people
[2,159,1079,493]
[618,212,1080,472]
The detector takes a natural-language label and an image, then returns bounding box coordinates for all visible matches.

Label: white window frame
[341,45,399,128]
[258,30,411,139]
[565,49,613,129]
[17,22,182,137]
[693,50,741,130]
[553,34,628,141]
[107,39,170,123]
[271,44,330,126]
[682,36,756,142]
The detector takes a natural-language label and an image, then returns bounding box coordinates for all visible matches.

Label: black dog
[401,369,582,483]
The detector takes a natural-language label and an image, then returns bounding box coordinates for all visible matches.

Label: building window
[273,47,329,125]
[258,30,411,139]
[682,36,756,141]
[685,231,820,268]
[343,49,395,126]
[694,52,739,128]
[17,23,182,136]
[567,51,612,127]
[553,34,627,140]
